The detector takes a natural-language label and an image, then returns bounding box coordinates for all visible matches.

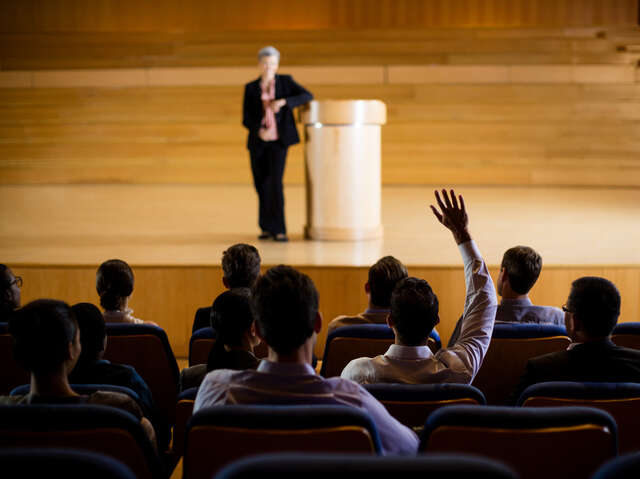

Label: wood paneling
[2,83,640,187]
[1,0,637,33]
[11,264,640,359]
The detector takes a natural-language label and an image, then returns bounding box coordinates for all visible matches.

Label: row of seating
[2,400,638,479]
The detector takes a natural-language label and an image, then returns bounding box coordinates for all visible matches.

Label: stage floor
[1,183,639,267]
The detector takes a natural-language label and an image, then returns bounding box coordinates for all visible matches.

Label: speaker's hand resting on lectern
[430,189,472,245]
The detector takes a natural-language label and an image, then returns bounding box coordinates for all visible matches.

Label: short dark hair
[96,259,134,310]
[0,264,12,311]
[390,277,439,346]
[251,265,318,355]
[207,288,254,371]
[9,299,78,374]
[501,246,542,295]
[368,256,408,308]
[71,302,106,364]
[222,244,261,288]
[568,276,621,337]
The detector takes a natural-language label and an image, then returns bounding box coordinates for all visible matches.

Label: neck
[392,327,427,347]
[367,302,389,311]
[30,369,77,397]
[501,291,529,301]
[266,337,315,365]
[261,74,275,84]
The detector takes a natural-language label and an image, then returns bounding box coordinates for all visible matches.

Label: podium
[301,100,387,241]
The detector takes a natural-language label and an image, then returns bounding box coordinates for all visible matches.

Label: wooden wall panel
[2,0,637,33]
[11,264,640,360]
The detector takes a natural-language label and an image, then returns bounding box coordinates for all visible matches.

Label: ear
[255,322,265,342]
[102,336,108,353]
[364,282,371,294]
[222,277,229,289]
[250,321,257,337]
[386,313,394,328]
[314,312,322,334]
[434,314,440,326]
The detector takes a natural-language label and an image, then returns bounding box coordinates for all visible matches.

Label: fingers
[442,188,453,209]
[430,205,443,224]
[450,189,459,210]
[435,190,446,212]
[459,194,466,213]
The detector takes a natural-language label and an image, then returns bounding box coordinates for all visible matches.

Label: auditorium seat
[213,452,518,479]
[173,387,197,458]
[471,323,571,404]
[320,324,441,378]
[420,405,617,479]
[188,327,267,367]
[104,323,179,424]
[591,452,640,479]
[0,322,29,395]
[0,404,164,479]
[612,322,640,350]
[10,383,144,411]
[364,383,486,428]
[183,405,382,479]
[516,381,640,453]
[0,448,137,479]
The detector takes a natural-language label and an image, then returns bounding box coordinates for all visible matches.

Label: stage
[2,183,639,357]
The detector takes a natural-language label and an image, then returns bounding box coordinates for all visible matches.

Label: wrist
[452,229,472,245]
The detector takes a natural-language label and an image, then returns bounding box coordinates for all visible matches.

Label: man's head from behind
[251,265,319,356]
[222,244,261,289]
[498,246,542,297]
[566,276,621,340]
[367,256,408,308]
[1,264,21,313]
[389,277,439,346]
[71,302,106,366]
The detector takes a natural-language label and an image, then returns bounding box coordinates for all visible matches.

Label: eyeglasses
[10,276,22,288]
[561,304,573,314]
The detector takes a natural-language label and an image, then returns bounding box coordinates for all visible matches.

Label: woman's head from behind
[71,302,106,367]
[210,288,257,348]
[96,259,134,311]
[9,299,80,375]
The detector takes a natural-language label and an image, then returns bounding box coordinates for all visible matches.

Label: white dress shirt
[194,360,418,455]
[341,240,497,385]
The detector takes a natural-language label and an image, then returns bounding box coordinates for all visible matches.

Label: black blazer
[242,74,313,149]
[510,339,640,403]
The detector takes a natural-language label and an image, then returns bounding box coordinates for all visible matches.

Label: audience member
[511,276,640,402]
[194,259,423,454]
[96,259,156,325]
[0,264,21,322]
[192,243,261,332]
[327,256,408,335]
[341,189,497,385]
[68,302,169,450]
[448,245,563,345]
[0,299,157,449]
[180,288,260,392]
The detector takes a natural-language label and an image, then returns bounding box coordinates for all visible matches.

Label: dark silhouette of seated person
[448,245,563,345]
[511,276,640,403]
[96,259,157,326]
[327,256,408,335]
[0,299,157,449]
[0,264,21,322]
[68,302,169,450]
[180,288,260,392]
[192,243,261,332]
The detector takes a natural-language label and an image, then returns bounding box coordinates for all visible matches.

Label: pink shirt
[259,79,279,141]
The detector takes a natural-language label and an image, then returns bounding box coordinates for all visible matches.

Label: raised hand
[430,189,471,245]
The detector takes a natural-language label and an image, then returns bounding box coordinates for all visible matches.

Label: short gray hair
[258,46,280,61]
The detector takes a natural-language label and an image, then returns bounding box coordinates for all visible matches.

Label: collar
[567,338,615,351]
[385,344,433,360]
[500,297,533,306]
[364,308,390,314]
[256,359,317,376]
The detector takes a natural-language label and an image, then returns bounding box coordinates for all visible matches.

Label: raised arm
[430,189,497,382]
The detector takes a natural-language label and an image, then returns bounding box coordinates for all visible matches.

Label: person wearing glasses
[243,46,313,242]
[510,276,640,403]
[0,264,21,321]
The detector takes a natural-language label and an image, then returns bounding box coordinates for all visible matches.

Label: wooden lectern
[301,100,387,241]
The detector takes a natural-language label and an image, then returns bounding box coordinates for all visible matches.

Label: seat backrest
[10,383,143,411]
[321,324,439,377]
[0,322,29,394]
[591,451,640,479]
[0,448,137,479]
[517,381,640,453]
[189,327,217,366]
[471,323,571,404]
[0,404,163,479]
[214,452,519,479]
[364,383,486,428]
[420,405,617,479]
[104,323,179,424]
[173,387,198,458]
[184,405,381,479]
[612,322,640,350]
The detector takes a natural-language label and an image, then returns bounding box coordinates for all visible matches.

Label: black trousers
[249,140,288,235]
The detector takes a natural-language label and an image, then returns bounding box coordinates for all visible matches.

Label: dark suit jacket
[511,339,640,404]
[242,74,313,149]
